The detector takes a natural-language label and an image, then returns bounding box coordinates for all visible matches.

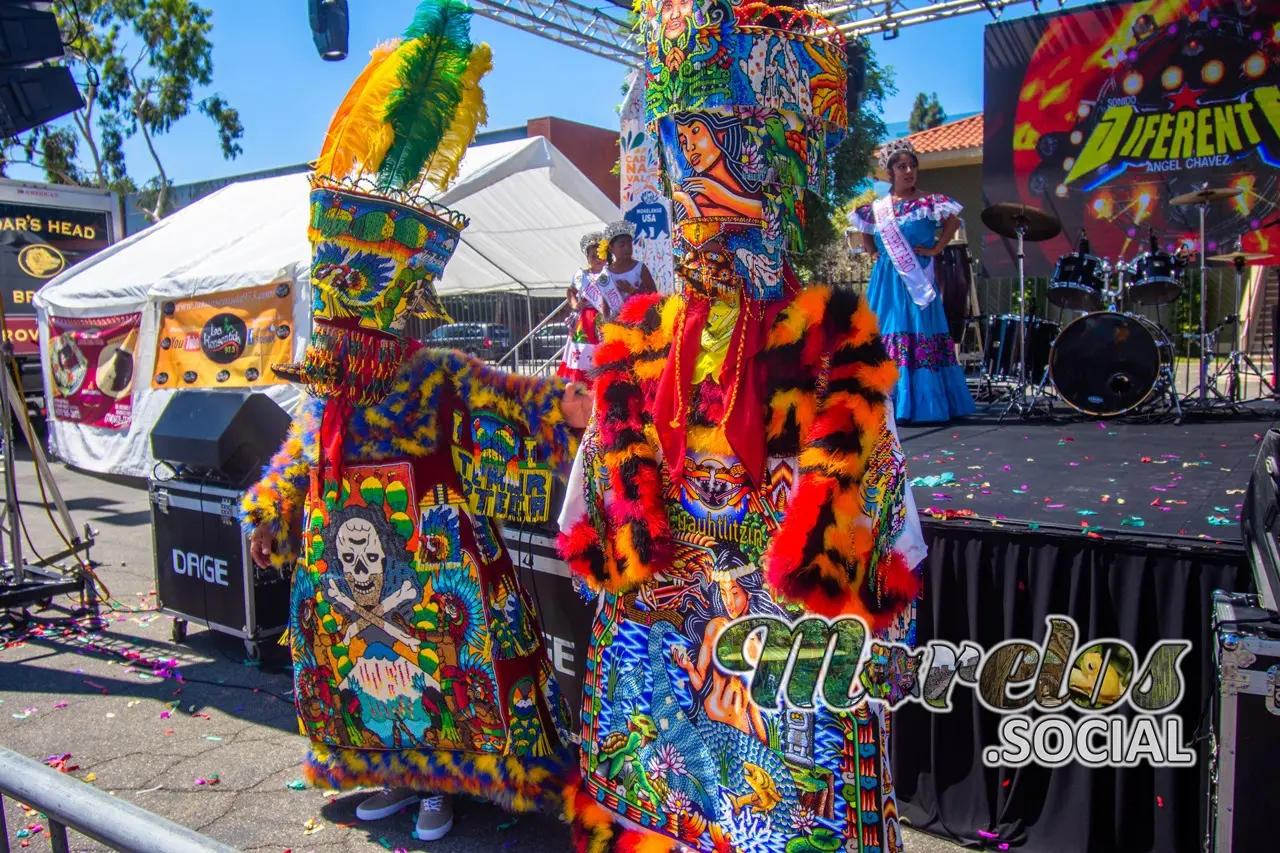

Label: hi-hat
[981,202,1062,242]
[1169,187,1244,206]
[1208,250,1271,264]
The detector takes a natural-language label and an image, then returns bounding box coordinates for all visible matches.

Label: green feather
[376,0,474,190]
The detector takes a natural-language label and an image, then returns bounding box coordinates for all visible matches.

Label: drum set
[976,186,1273,421]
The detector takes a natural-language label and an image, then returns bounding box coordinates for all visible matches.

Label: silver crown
[877,137,917,172]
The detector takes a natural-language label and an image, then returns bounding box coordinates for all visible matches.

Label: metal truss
[473,1,1078,65]
[472,0,641,66]
[822,1,1072,36]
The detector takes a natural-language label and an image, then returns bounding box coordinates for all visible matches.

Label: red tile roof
[887,112,984,155]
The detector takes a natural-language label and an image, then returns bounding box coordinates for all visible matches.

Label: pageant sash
[873,194,936,308]
[578,270,623,317]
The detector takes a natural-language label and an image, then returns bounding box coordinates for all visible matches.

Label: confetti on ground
[194,775,220,787]
[909,472,955,487]
[497,818,520,831]
[1077,510,1097,516]
[83,773,96,783]
[303,818,323,835]
[287,779,307,790]
[1208,516,1232,526]
[1121,517,1146,528]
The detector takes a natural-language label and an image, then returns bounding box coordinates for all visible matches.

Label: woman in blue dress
[851,139,975,423]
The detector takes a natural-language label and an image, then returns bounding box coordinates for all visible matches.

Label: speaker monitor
[151,391,291,488]
[1242,428,1280,613]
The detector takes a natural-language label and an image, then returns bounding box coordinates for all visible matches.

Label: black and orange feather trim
[561,284,919,629]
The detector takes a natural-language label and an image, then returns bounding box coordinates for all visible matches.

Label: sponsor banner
[1,203,112,356]
[48,312,141,430]
[152,282,295,389]
[983,0,1280,275]
[620,69,675,295]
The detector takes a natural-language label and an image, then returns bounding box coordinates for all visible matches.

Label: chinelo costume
[558,2,925,852]
[239,0,577,817]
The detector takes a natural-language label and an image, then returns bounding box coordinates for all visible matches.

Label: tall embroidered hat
[639,0,849,301]
[274,0,493,407]
[878,137,917,173]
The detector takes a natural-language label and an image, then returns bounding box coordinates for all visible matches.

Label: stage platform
[901,405,1280,549]
[893,404,1275,853]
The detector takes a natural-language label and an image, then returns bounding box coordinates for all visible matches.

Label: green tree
[908,91,947,133]
[795,38,896,282]
[0,0,244,222]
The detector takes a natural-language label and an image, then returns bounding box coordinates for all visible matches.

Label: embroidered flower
[650,743,688,777]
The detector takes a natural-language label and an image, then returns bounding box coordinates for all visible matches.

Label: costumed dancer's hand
[562,382,592,430]
[249,525,272,569]
[913,244,940,258]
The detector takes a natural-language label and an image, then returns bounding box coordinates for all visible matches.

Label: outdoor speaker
[151,391,291,488]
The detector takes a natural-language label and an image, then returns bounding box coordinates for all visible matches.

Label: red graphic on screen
[983,0,1280,275]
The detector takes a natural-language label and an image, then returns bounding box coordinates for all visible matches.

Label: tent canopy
[36,135,620,314]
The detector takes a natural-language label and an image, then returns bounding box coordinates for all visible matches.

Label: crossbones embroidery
[326,518,420,651]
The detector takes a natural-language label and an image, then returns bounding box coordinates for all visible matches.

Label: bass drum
[1049,312,1172,416]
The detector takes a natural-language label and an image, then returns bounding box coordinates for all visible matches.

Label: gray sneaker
[355,788,420,821]
[413,794,454,841]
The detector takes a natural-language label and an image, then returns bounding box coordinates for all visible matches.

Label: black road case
[1209,590,1280,852]
[149,477,289,660]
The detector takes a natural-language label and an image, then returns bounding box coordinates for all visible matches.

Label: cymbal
[981,203,1062,242]
[1208,251,1271,264]
[1169,187,1243,206]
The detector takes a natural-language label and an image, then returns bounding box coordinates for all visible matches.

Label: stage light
[1055,184,1068,198]
[1077,103,1091,118]
[309,0,349,61]
[0,3,84,137]
[1202,59,1224,84]
[1122,72,1143,95]
[1070,130,1084,145]
[1243,53,1267,79]
[1063,157,1076,171]
[1161,66,1183,89]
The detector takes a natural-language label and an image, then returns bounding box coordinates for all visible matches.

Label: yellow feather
[314,39,401,177]
[315,40,415,180]
[418,43,493,192]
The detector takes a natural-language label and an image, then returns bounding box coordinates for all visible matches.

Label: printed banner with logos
[982,0,1280,276]
[1,203,112,356]
[619,69,675,295]
[47,312,141,430]
[152,282,295,389]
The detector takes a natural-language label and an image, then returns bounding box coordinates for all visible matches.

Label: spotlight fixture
[309,0,349,62]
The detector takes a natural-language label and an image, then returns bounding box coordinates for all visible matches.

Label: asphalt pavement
[0,442,964,853]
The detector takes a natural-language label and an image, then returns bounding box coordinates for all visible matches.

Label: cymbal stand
[1211,256,1274,404]
[1182,202,1228,409]
[998,218,1043,420]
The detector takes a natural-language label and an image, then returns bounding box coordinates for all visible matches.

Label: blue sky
[7,1,1077,188]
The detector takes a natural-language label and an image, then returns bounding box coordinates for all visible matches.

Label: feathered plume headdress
[312,0,493,196]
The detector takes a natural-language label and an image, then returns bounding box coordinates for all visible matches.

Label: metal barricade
[0,746,242,853]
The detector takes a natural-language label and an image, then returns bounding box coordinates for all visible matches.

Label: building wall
[526,117,620,207]
[922,162,984,257]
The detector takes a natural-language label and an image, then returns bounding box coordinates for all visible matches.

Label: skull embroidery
[336,518,385,608]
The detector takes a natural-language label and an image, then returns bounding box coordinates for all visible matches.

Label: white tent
[34,136,620,478]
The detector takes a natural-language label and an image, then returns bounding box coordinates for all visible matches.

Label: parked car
[531,324,569,361]
[426,323,511,361]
